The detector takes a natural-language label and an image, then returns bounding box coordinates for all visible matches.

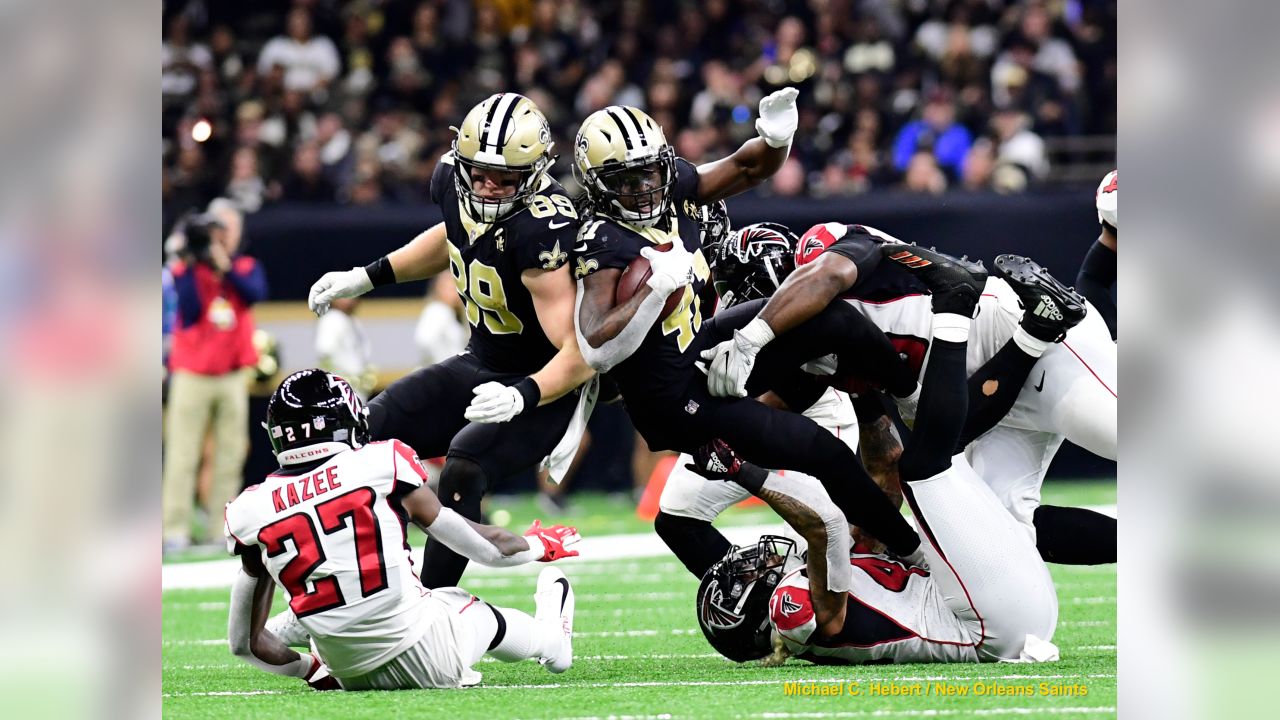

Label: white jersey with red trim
[224,440,443,677]
[837,278,1020,384]
[769,556,980,665]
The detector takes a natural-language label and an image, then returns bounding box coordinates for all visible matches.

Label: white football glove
[464,381,525,424]
[640,243,694,297]
[701,317,776,397]
[308,267,373,316]
[755,87,799,148]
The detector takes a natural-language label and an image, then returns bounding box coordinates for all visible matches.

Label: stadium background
[161,0,1117,495]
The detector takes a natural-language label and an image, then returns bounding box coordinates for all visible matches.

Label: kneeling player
[224,370,580,690]
[690,251,1062,664]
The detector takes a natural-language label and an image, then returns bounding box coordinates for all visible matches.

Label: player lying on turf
[572,90,931,571]
[224,370,580,690]
[689,250,1063,664]
[703,221,1117,565]
[307,92,595,591]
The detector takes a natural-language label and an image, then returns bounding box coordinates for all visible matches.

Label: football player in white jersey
[688,249,1060,664]
[704,222,1116,565]
[224,370,581,691]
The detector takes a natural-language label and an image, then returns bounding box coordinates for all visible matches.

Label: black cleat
[993,254,1087,343]
[881,244,987,316]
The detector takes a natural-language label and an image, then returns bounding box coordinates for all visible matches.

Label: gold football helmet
[574,105,677,227]
[452,93,554,221]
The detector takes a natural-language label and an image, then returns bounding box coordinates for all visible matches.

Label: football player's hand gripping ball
[641,242,695,297]
[755,87,799,148]
[526,519,582,562]
[308,267,374,316]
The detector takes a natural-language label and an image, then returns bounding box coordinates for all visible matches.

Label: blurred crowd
[163,0,1115,227]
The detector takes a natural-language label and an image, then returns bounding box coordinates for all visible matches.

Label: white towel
[539,375,600,484]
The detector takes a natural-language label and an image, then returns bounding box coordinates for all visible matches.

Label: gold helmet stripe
[484,93,521,154]
[622,106,651,147]
[605,107,637,151]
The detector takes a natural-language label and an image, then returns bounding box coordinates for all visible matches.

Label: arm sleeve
[172,264,203,328]
[226,257,268,305]
[424,507,545,567]
[574,279,667,373]
[227,569,318,678]
[1075,240,1117,339]
[571,222,659,373]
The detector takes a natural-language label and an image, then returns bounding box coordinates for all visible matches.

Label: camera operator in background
[163,199,268,553]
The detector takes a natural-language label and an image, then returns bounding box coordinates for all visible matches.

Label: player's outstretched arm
[402,484,580,565]
[307,222,450,315]
[695,88,798,203]
[575,245,691,372]
[227,550,338,689]
[702,251,859,397]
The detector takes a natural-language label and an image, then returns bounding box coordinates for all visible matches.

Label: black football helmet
[699,200,731,249]
[265,369,370,466]
[696,535,798,662]
[710,222,798,307]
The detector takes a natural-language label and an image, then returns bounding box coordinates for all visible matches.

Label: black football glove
[684,439,768,493]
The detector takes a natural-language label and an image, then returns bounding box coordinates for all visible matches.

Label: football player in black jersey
[308,93,594,588]
[709,222,1116,566]
[570,90,929,573]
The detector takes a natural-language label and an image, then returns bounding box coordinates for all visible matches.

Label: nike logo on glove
[1034,371,1046,392]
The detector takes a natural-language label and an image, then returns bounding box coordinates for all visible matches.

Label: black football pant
[638,299,923,560]
[369,351,578,588]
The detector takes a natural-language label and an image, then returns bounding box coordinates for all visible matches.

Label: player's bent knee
[438,456,489,513]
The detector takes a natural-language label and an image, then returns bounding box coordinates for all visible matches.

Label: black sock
[957,341,1041,448]
[899,338,968,482]
[1033,505,1117,565]
[654,512,733,578]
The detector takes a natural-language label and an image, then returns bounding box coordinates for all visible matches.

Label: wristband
[514,377,542,412]
[363,256,396,288]
[734,461,769,494]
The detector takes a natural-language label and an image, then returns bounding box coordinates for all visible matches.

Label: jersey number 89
[447,244,524,334]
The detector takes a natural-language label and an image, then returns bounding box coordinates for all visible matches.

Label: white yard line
[163,675,1117,698]
[752,710,1116,719]
[164,509,1114,591]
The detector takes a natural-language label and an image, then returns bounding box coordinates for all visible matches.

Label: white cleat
[534,567,574,674]
[266,607,311,648]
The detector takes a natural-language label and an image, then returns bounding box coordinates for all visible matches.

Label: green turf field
[162,482,1116,719]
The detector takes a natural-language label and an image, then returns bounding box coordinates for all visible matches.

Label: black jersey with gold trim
[572,158,711,402]
[430,152,579,374]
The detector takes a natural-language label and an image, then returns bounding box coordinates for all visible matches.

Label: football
[615,243,685,319]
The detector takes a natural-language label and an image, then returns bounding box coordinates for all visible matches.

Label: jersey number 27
[258,487,389,617]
